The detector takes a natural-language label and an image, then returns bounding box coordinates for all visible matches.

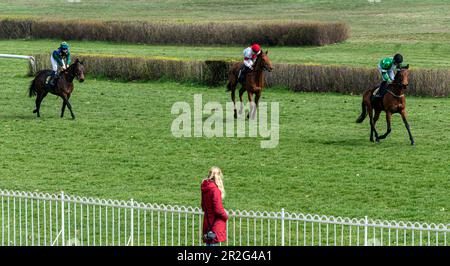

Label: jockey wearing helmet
[374,53,403,98]
[238,43,261,82]
[49,41,71,86]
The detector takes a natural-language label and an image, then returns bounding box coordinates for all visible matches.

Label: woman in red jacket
[201,166,228,246]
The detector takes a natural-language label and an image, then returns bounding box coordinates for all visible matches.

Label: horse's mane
[254,52,265,70]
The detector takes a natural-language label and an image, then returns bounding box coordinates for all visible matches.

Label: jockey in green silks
[49,41,71,87]
[375,53,404,98]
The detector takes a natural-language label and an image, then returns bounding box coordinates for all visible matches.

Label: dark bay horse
[356,65,414,145]
[226,51,273,119]
[28,59,85,119]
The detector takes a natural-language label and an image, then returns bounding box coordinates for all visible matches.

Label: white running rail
[0,54,36,73]
[0,189,448,246]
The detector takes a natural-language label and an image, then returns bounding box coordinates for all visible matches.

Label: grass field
[1,0,450,69]
[1,0,449,41]
[1,39,450,69]
[0,1,449,226]
[0,60,449,224]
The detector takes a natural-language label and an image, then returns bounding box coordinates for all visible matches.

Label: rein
[61,63,77,82]
[386,89,404,98]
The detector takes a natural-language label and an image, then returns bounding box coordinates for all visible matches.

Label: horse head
[255,50,273,72]
[394,64,409,88]
[72,58,85,83]
[260,50,273,72]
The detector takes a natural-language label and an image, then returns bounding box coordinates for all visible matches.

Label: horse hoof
[33,109,37,113]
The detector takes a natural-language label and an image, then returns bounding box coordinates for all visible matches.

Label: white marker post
[0,54,36,74]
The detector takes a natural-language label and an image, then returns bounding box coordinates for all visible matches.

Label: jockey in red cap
[238,44,261,82]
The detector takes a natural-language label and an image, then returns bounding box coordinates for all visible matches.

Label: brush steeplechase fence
[0,189,448,246]
[0,19,349,46]
[30,54,450,97]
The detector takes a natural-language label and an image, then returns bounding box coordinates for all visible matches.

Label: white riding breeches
[244,59,254,69]
[50,54,66,72]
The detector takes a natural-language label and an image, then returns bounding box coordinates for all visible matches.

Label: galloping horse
[28,59,85,119]
[226,51,273,119]
[356,65,414,145]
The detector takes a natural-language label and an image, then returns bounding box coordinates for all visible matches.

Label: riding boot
[238,65,250,83]
[378,81,388,97]
[49,71,59,87]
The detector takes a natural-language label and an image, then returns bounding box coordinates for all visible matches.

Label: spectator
[201,166,228,246]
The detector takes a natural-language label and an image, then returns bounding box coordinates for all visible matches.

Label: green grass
[0,60,449,224]
[1,39,450,69]
[1,0,450,69]
[1,0,449,42]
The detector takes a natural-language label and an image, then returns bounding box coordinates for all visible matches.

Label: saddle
[44,73,59,91]
[372,87,380,97]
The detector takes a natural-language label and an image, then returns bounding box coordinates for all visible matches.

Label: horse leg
[367,107,379,142]
[238,86,246,115]
[373,109,381,142]
[252,89,262,120]
[61,94,75,120]
[400,110,414,145]
[247,91,254,120]
[33,91,47,118]
[231,88,237,119]
[61,93,72,118]
[378,111,392,140]
[61,101,67,118]
[228,79,238,119]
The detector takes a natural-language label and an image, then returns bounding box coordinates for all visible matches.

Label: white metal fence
[0,189,448,246]
[0,54,36,74]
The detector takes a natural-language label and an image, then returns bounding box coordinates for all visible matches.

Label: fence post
[61,191,65,246]
[364,216,368,246]
[281,208,285,246]
[130,199,134,246]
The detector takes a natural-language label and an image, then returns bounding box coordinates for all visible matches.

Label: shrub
[2,18,349,46]
[31,54,450,97]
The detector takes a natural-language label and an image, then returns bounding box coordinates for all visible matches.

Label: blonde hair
[205,166,225,199]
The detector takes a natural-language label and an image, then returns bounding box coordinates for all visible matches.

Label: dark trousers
[376,81,388,97]
[238,65,251,82]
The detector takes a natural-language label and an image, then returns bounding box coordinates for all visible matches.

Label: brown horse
[28,59,85,119]
[226,50,273,119]
[356,65,414,145]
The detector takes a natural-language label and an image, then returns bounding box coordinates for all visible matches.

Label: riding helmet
[251,44,261,54]
[393,53,403,64]
[60,41,69,50]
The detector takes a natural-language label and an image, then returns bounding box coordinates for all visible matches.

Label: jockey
[375,53,403,98]
[238,43,261,82]
[49,41,71,86]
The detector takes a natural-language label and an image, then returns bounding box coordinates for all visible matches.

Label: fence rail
[0,189,448,246]
[0,54,36,74]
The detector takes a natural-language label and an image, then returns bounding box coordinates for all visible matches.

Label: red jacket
[201,179,228,243]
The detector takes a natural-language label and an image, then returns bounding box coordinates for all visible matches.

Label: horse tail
[356,101,367,123]
[28,78,37,98]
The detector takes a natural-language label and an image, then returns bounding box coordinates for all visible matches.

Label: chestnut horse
[226,50,273,119]
[356,65,414,145]
[28,59,85,119]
